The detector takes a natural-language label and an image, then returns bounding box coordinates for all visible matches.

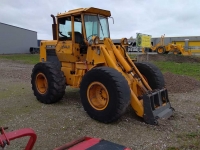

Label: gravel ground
[0,56,200,150]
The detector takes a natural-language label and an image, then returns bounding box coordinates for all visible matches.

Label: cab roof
[57,7,111,18]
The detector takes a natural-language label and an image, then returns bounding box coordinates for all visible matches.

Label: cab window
[58,16,72,41]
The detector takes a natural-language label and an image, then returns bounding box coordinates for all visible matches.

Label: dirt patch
[136,54,200,93]
[0,60,32,82]
[137,54,200,63]
[0,58,200,150]
[164,72,200,93]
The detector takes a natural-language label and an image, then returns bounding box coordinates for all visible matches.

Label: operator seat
[74,32,87,54]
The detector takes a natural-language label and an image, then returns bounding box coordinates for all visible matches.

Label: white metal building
[0,22,37,54]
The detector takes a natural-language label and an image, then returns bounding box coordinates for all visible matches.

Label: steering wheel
[87,34,98,41]
[59,31,68,38]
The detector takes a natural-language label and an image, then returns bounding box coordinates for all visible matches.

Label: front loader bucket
[182,51,192,56]
[143,88,174,125]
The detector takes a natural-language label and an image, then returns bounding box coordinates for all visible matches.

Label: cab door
[56,16,76,62]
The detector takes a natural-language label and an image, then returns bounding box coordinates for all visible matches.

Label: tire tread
[31,62,66,104]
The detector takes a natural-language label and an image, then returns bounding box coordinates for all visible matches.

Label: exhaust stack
[51,14,57,40]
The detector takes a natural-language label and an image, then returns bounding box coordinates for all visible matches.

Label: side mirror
[109,17,114,24]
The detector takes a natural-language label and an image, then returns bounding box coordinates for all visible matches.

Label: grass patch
[1,54,199,81]
[128,54,137,59]
[0,54,39,64]
[153,61,200,80]
[178,131,200,149]
[167,131,200,150]
[194,114,200,123]
[167,147,179,150]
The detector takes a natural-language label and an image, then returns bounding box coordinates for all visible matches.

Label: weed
[194,114,200,122]
[186,132,199,138]
[172,131,200,149]
[167,147,179,150]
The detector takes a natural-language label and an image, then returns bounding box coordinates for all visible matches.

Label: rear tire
[80,67,130,123]
[135,62,165,89]
[31,62,66,104]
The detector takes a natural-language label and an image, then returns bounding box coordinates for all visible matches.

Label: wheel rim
[35,73,48,94]
[87,82,109,110]
[157,48,164,54]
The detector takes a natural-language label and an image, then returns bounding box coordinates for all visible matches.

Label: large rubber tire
[156,46,166,54]
[31,62,66,104]
[80,67,130,123]
[135,62,165,89]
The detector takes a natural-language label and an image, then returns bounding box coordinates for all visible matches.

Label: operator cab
[55,8,111,54]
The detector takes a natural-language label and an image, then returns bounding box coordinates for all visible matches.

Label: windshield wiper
[97,15,104,36]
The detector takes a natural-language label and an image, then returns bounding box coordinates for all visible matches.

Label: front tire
[31,62,66,104]
[80,67,130,123]
[156,46,166,54]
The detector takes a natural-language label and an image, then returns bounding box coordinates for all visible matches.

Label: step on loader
[31,7,174,125]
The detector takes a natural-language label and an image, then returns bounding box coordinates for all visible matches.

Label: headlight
[94,36,99,45]
[123,38,128,45]
[88,39,93,45]
[121,38,128,45]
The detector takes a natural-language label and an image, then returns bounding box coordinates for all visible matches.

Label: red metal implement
[0,127,37,150]
[54,136,131,150]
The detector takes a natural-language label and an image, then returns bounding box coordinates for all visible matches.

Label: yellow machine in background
[31,7,174,125]
[150,34,166,54]
[149,34,192,55]
[172,40,200,54]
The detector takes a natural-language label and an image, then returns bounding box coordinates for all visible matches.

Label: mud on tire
[31,62,66,104]
[80,67,130,123]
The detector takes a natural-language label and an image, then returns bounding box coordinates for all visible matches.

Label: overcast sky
[1,0,200,40]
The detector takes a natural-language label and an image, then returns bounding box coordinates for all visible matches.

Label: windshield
[84,15,109,40]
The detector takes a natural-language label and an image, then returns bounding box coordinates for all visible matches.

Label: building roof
[0,22,37,33]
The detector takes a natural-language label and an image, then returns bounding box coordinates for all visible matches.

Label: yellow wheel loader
[150,34,169,54]
[149,34,191,55]
[31,7,174,125]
